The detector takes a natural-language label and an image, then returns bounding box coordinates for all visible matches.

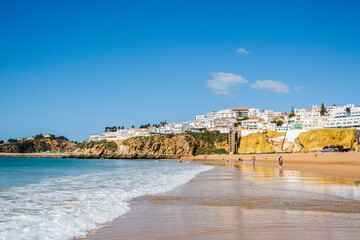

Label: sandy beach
[82,157,360,240]
[184,152,360,180]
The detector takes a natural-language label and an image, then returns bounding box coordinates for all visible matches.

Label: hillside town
[89,104,360,142]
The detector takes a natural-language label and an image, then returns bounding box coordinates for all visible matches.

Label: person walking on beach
[278,156,283,168]
[252,156,256,166]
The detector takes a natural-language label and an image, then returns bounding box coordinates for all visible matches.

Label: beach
[184,152,360,180]
[82,156,360,240]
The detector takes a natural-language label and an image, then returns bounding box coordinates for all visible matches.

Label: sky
[1,0,360,141]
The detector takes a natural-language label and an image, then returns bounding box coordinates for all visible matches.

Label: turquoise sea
[0,158,212,240]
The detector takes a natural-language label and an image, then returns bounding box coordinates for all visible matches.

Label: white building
[260,121,276,131]
[195,115,206,122]
[89,134,101,141]
[205,112,216,121]
[241,118,260,130]
[311,116,330,129]
[232,108,249,119]
[325,104,360,128]
[325,116,360,128]
[173,122,191,134]
[248,108,264,118]
[217,109,236,119]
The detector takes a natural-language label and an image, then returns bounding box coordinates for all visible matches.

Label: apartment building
[248,108,264,118]
[232,108,249,119]
[326,104,360,128]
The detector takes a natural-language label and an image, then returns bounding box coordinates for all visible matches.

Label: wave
[0,162,213,240]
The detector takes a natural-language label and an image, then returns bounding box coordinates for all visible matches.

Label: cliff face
[121,135,197,158]
[297,129,356,151]
[0,138,77,153]
[70,135,197,159]
[70,140,120,159]
[238,133,274,153]
[1,129,358,158]
[238,129,359,154]
[70,133,229,159]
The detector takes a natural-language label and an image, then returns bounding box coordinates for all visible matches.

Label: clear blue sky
[1,0,360,141]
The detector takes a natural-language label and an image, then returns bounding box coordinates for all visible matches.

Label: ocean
[0,158,213,240]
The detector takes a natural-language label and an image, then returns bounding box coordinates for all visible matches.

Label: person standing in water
[252,156,256,166]
[279,156,283,168]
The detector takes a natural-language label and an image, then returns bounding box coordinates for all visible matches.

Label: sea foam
[0,161,213,240]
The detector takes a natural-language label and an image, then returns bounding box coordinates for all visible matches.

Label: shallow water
[0,158,212,240]
[84,162,360,239]
[227,163,360,201]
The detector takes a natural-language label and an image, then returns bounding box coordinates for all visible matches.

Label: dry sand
[183,152,360,180]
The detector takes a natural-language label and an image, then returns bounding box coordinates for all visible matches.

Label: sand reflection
[83,163,360,240]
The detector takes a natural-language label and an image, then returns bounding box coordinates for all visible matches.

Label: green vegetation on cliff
[79,140,118,151]
[182,130,229,154]
[117,131,229,157]
[194,147,228,155]
[0,134,77,153]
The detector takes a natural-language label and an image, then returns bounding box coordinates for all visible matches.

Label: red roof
[232,108,249,111]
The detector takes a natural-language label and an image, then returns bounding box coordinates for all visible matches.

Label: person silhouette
[278,156,283,168]
[252,156,256,166]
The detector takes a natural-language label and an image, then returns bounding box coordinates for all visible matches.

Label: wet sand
[184,152,360,180]
[82,162,360,240]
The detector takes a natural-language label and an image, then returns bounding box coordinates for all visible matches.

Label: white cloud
[236,48,250,54]
[294,86,311,94]
[250,80,289,94]
[207,72,248,96]
[294,86,303,93]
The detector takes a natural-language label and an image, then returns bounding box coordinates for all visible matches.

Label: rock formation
[238,133,274,153]
[2,129,359,159]
[297,129,356,151]
[69,134,229,159]
[238,129,359,154]
[0,138,77,153]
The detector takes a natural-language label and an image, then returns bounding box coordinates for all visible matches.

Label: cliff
[0,138,77,153]
[297,129,357,151]
[3,129,357,159]
[70,132,229,159]
[238,133,274,153]
[238,129,359,154]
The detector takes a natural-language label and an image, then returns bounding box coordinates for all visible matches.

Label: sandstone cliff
[0,138,77,153]
[70,133,229,159]
[238,129,359,154]
[238,133,274,153]
[3,129,357,159]
[297,129,357,151]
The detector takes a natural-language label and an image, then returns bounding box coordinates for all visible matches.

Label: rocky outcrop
[238,129,359,153]
[297,129,356,151]
[214,140,229,152]
[120,135,197,158]
[69,133,229,159]
[1,132,229,159]
[2,129,358,158]
[0,138,77,153]
[265,130,285,138]
[238,133,274,153]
